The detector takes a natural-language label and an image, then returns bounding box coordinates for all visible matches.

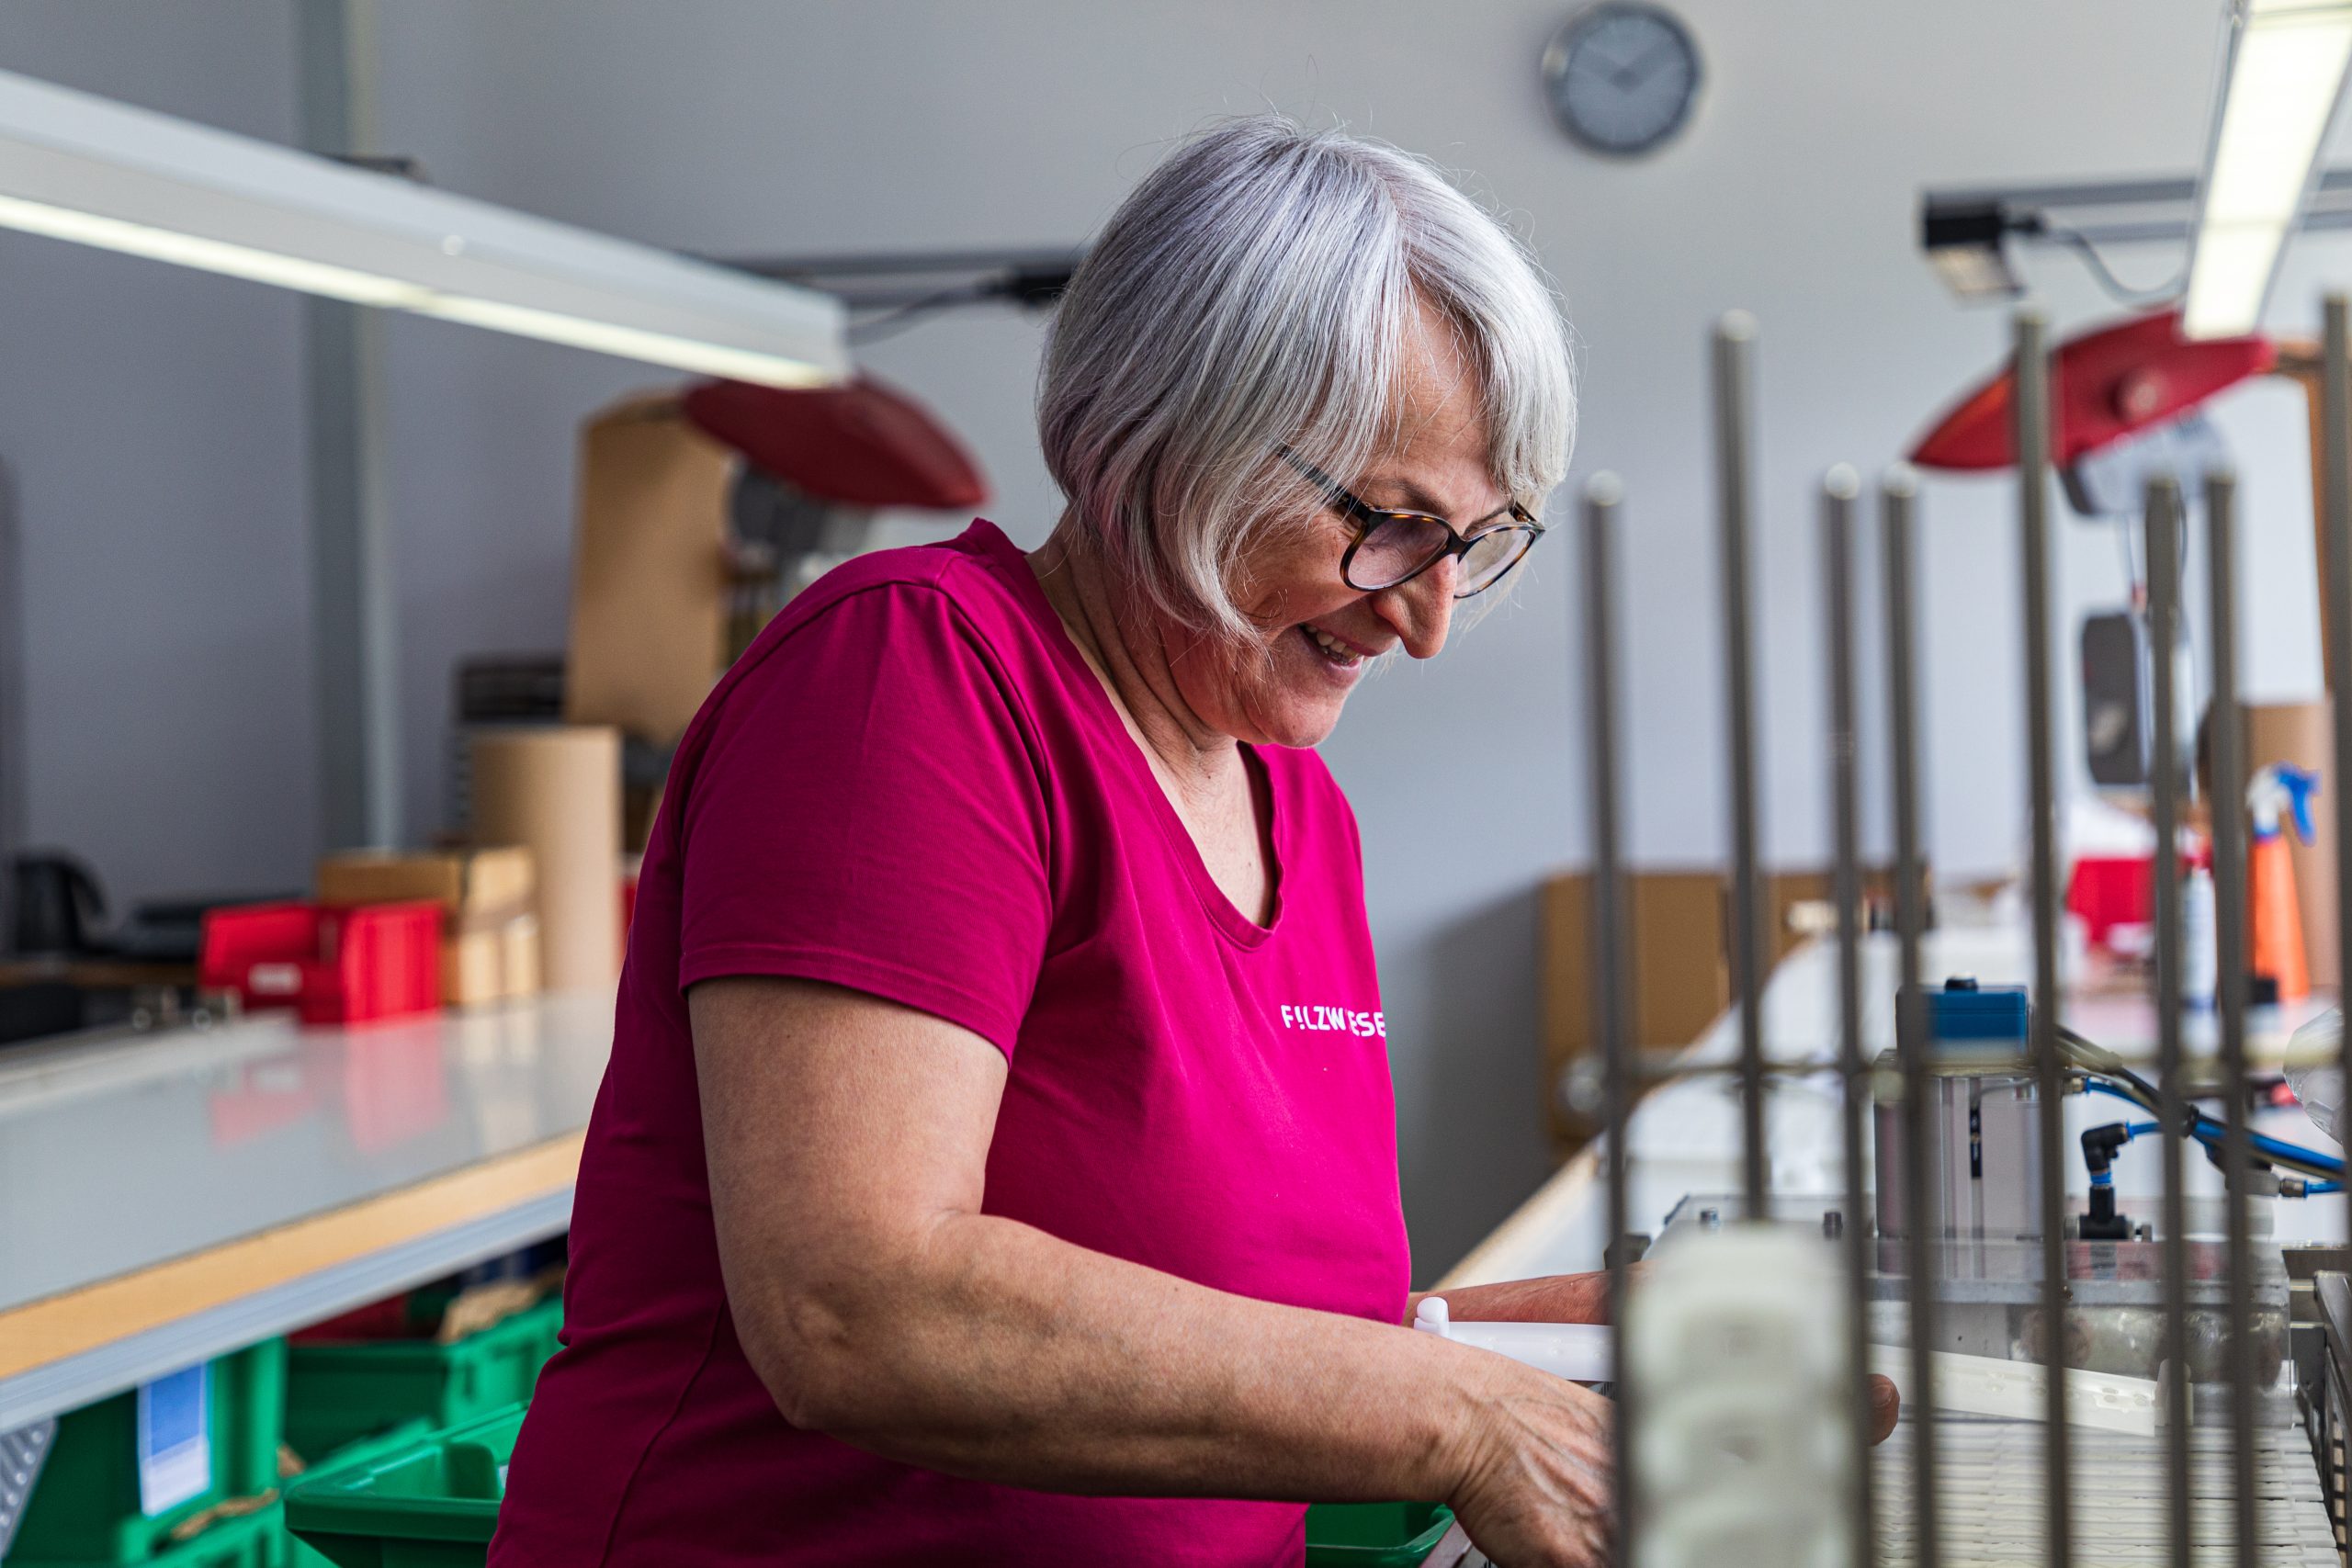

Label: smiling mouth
[1299,623,1369,669]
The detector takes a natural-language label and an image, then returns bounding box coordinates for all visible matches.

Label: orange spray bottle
[2246,764,2318,1000]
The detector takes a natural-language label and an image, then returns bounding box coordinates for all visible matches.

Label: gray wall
[5,0,2344,1275]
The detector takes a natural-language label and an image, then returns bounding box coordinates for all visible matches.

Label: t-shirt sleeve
[675,581,1053,1055]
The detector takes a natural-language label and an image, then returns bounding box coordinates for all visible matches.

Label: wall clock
[1541,2,1703,157]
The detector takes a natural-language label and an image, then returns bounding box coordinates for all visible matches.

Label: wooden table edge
[0,1132,586,1380]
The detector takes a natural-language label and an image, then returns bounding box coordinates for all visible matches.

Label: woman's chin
[1250,690,1351,750]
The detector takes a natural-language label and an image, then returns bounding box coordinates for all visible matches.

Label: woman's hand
[1437,1353,1898,1568]
[1441,1355,1616,1568]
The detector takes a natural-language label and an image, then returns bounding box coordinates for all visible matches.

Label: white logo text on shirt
[1279,1003,1386,1038]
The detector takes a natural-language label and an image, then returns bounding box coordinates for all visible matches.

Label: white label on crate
[136,1364,210,1517]
[247,962,302,996]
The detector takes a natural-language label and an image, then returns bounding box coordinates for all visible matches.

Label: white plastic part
[1627,1224,1852,1568]
[1867,1346,2159,1436]
[2286,1008,2346,1144]
[1411,1296,1613,1382]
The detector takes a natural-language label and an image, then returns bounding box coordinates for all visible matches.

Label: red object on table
[290,1295,415,1343]
[2067,853,2154,952]
[198,900,443,1024]
[1909,309,2274,471]
[680,374,989,508]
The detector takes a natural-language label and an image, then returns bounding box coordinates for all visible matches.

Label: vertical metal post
[1821,464,1874,1568]
[1713,310,1770,1218]
[2013,306,2074,1568]
[0,464,21,883]
[1883,463,1939,1568]
[298,0,402,850]
[2324,293,2352,1313]
[1581,473,1639,1567]
[2206,468,2260,1568]
[2143,474,2193,1568]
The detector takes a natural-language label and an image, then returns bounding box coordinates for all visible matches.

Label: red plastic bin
[199,900,443,1024]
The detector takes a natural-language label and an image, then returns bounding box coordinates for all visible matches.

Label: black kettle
[7,852,106,955]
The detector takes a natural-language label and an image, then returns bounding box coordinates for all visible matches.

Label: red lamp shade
[681,373,989,509]
[1909,308,2275,472]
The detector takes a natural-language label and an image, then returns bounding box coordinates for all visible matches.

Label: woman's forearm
[740,1208,1509,1504]
[1405,1271,1613,1326]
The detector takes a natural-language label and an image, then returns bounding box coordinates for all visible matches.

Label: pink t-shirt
[491,522,1410,1567]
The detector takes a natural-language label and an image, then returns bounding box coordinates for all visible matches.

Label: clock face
[1542,2,1702,157]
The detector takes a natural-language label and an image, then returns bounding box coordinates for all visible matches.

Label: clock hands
[1612,35,1686,90]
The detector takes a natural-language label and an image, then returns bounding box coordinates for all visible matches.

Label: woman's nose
[1371,558,1456,659]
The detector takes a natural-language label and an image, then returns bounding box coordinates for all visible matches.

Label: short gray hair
[1038,116,1577,642]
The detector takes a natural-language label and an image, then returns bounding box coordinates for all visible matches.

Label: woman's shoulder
[773,519,1045,652]
[676,520,1063,780]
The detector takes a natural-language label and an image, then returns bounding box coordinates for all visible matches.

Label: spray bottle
[2182,843,2217,1010]
[2247,764,2318,1001]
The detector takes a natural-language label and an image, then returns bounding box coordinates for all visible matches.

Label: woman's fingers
[1869,1372,1901,1443]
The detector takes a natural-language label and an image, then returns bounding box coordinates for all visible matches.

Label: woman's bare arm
[690,976,1611,1562]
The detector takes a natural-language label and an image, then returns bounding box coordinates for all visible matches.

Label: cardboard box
[564,394,734,750]
[1541,864,1915,1158]
[317,849,540,1006]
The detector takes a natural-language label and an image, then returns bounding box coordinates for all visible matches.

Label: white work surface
[1443,927,2346,1289]
[0,991,615,1428]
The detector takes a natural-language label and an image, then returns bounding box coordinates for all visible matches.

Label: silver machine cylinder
[1871,1055,2045,1244]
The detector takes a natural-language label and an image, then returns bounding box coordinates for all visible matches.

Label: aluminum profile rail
[1713,310,1770,1219]
[2206,466,2260,1568]
[1821,462,1876,1568]
[1580,471,1639,1567]
[1883,462,1940,1568]
[2142,472,2194,1568]
[2324,293,2352,1379]
[2012,305,2075,1568]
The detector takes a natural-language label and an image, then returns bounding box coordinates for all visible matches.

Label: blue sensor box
[1922,978,2030,1045]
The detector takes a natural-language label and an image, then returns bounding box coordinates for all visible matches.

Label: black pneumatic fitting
[2079,1122,2133,1241]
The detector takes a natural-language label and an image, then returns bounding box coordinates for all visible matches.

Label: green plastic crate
[11,1498,289,1568]
[11,1339,288,1564]
[1303,1501,1457,1566]
[284,1299,561,1463]
[283,1405,520,1568]
[282,1421,435,1568]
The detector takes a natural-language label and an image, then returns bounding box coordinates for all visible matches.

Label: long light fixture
[0,68,847,387]
[2184,0,2352,339]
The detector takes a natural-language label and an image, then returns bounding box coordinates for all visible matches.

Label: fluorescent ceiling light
[2184,0,2352,339]
[0,68,846,387]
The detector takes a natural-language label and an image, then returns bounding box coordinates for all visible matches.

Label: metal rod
[1821,464,1874,1568]
[2143,473,2193,1568]
[1883,461,1940,1568]
[1580,472,1639,1565]
[1713,310,1770,1218]
[2206,467,2260,1568]
[2013,305,2074,1568]
[2324,292,2352,1325]
[299,0,402,851]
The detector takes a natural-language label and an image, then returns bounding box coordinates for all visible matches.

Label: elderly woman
[494,118,1875,1568]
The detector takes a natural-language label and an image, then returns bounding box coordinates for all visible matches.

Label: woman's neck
[1028,523,1239,806]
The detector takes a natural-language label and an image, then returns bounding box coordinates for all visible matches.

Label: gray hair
[1037,116,1577,643]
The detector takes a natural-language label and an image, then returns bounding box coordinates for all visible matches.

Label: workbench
[0,991,613,1430]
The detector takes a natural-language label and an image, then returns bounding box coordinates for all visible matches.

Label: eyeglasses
[1278,448,1544,599]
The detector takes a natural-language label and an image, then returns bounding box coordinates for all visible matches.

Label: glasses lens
[1455,526,1535,597]
[1347,513,1452,590]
